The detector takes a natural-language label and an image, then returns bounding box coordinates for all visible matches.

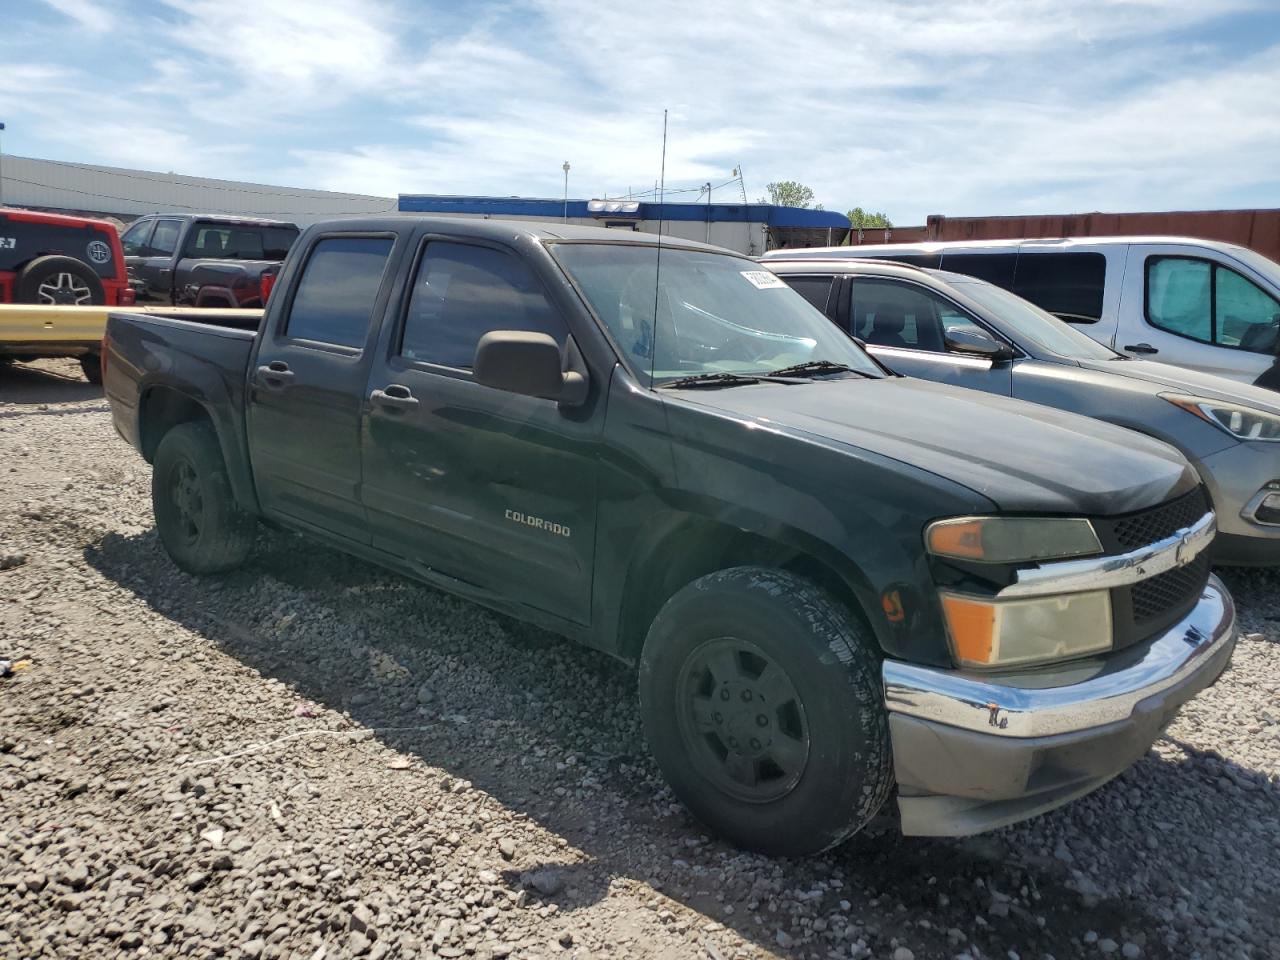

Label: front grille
[1109,487,1208,550]
[1131,553,1210,623]
[1097,487,1213,650]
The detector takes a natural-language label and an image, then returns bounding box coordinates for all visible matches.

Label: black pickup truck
[102,217,1235,855]
[120,213,298,308]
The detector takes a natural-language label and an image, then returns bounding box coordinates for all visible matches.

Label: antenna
[651,108,668,383]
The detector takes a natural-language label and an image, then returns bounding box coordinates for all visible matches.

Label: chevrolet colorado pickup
[103,218,1236,856]
[120,213,297,308]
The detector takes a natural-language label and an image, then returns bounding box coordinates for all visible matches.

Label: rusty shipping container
[848,208,1280,264]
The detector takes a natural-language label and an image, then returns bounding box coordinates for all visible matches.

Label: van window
[853,252,942,270]
[1146,256,1280,354]
[285,236,394,349]
[1013,252,1107,323]
[940,253,1017,288]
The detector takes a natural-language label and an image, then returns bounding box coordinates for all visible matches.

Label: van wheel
[16,256,105,306]
[79,354,102,384]
[152,422,256,573]
[639,567,892,857]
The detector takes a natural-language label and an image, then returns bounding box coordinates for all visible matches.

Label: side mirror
[944,325,1014,361]
[473,331,589,407]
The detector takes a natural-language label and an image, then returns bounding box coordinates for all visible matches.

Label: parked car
[120,214,299,308]
[766,257,1280,565]
[103,218,1234,855]
[763,237,1280,390]
[0,207,135,380]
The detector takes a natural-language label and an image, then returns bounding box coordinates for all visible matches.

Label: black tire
[15,255,106,306]
[639,567,892,857]
[78,354,102,384]
[152,422,256,574]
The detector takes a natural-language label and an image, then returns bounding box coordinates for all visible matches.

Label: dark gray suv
[766,257,1280,565]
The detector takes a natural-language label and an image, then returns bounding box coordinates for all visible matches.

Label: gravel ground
[1,358,1277,960]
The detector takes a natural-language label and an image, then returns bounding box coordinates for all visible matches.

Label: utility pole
[704,181,712,243]
[562,161,570,222]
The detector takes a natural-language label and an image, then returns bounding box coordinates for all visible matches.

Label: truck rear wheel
[639,567,893,857]
[16,255,105,306]
[78,354,102,384]
[152,422,256,573]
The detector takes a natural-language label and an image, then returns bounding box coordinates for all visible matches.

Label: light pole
[0,121,6,207]
[562,161,570,222]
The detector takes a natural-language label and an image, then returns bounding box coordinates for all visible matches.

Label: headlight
[940,590,1113,668]
[925,516,1102,563]
[1163,393,1280,441]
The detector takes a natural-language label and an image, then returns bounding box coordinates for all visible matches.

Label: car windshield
[551,243,882,384]
[947,277,1118,361]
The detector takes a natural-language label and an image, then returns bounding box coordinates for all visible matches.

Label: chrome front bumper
[883,574,1236,836]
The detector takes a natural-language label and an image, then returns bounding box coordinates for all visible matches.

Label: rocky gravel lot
[1,358,1278,960]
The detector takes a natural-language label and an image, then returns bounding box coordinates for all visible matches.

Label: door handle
[370,385,419,410]
[1124,343,1159,355]
[256,362,295,386]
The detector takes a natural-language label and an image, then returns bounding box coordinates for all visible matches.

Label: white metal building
[0,154,396,225]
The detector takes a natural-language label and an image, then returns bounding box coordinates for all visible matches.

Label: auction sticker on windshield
[741,270,787,289]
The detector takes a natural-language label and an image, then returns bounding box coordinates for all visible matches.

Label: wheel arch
[614,512,880,664]
[138,384,259,513]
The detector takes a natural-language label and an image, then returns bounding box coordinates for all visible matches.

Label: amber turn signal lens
[927,520,986,559]
[940,595,996,665]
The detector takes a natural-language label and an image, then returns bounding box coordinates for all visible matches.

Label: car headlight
[925,516,1102,563]
[939,590,1113,668]
[1163,393,1280,442]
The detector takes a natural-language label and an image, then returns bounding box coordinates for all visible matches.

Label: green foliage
[758,181,817,208]
[847,207,893,229]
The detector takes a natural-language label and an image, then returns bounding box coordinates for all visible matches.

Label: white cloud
[40,0,113,32]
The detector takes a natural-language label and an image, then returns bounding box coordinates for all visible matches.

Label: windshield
[947,277,1118,361]
[551,243,882,384]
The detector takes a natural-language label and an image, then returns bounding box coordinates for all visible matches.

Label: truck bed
[1,303,262,353]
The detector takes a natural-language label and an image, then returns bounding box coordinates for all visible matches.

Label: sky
[1,0,1279,225]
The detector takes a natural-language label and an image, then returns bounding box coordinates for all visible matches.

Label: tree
[758,181,817,209]
[847,207,893,229]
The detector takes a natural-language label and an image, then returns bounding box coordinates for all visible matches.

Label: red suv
[0,208,134,306]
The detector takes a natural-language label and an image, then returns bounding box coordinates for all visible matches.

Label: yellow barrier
[0,304,264,346]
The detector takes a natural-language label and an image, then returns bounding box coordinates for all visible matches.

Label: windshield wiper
[662,372,766,389]
[765,360,872,379]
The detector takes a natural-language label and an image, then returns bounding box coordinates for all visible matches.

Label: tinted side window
[401,242,567,369]
[1013,252,1107,322]
[781,276,834,314]
[286,236,394,349]
[121,220,153,257]
[941,253,1017,288]
[149,220,182,257]
[850,278,962,352]
[1146,257,1211,343]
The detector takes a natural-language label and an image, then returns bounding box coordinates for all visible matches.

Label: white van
[763,237,1280,389]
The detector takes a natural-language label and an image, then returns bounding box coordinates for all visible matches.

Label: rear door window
[284,236,394,349]
[149,220,182,257]
[1013,252,1107,322]
[781,276,834,315]
[400,241,567,369]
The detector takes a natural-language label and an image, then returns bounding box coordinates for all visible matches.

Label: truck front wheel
[152,422,256,574]
[639,567,893,857]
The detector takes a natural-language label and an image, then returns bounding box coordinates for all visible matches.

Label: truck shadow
[82,527,1277,959]
[0,359,101,406]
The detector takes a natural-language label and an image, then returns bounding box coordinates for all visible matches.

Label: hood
[668,376,1197,515]
[1076,357,1280,414]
